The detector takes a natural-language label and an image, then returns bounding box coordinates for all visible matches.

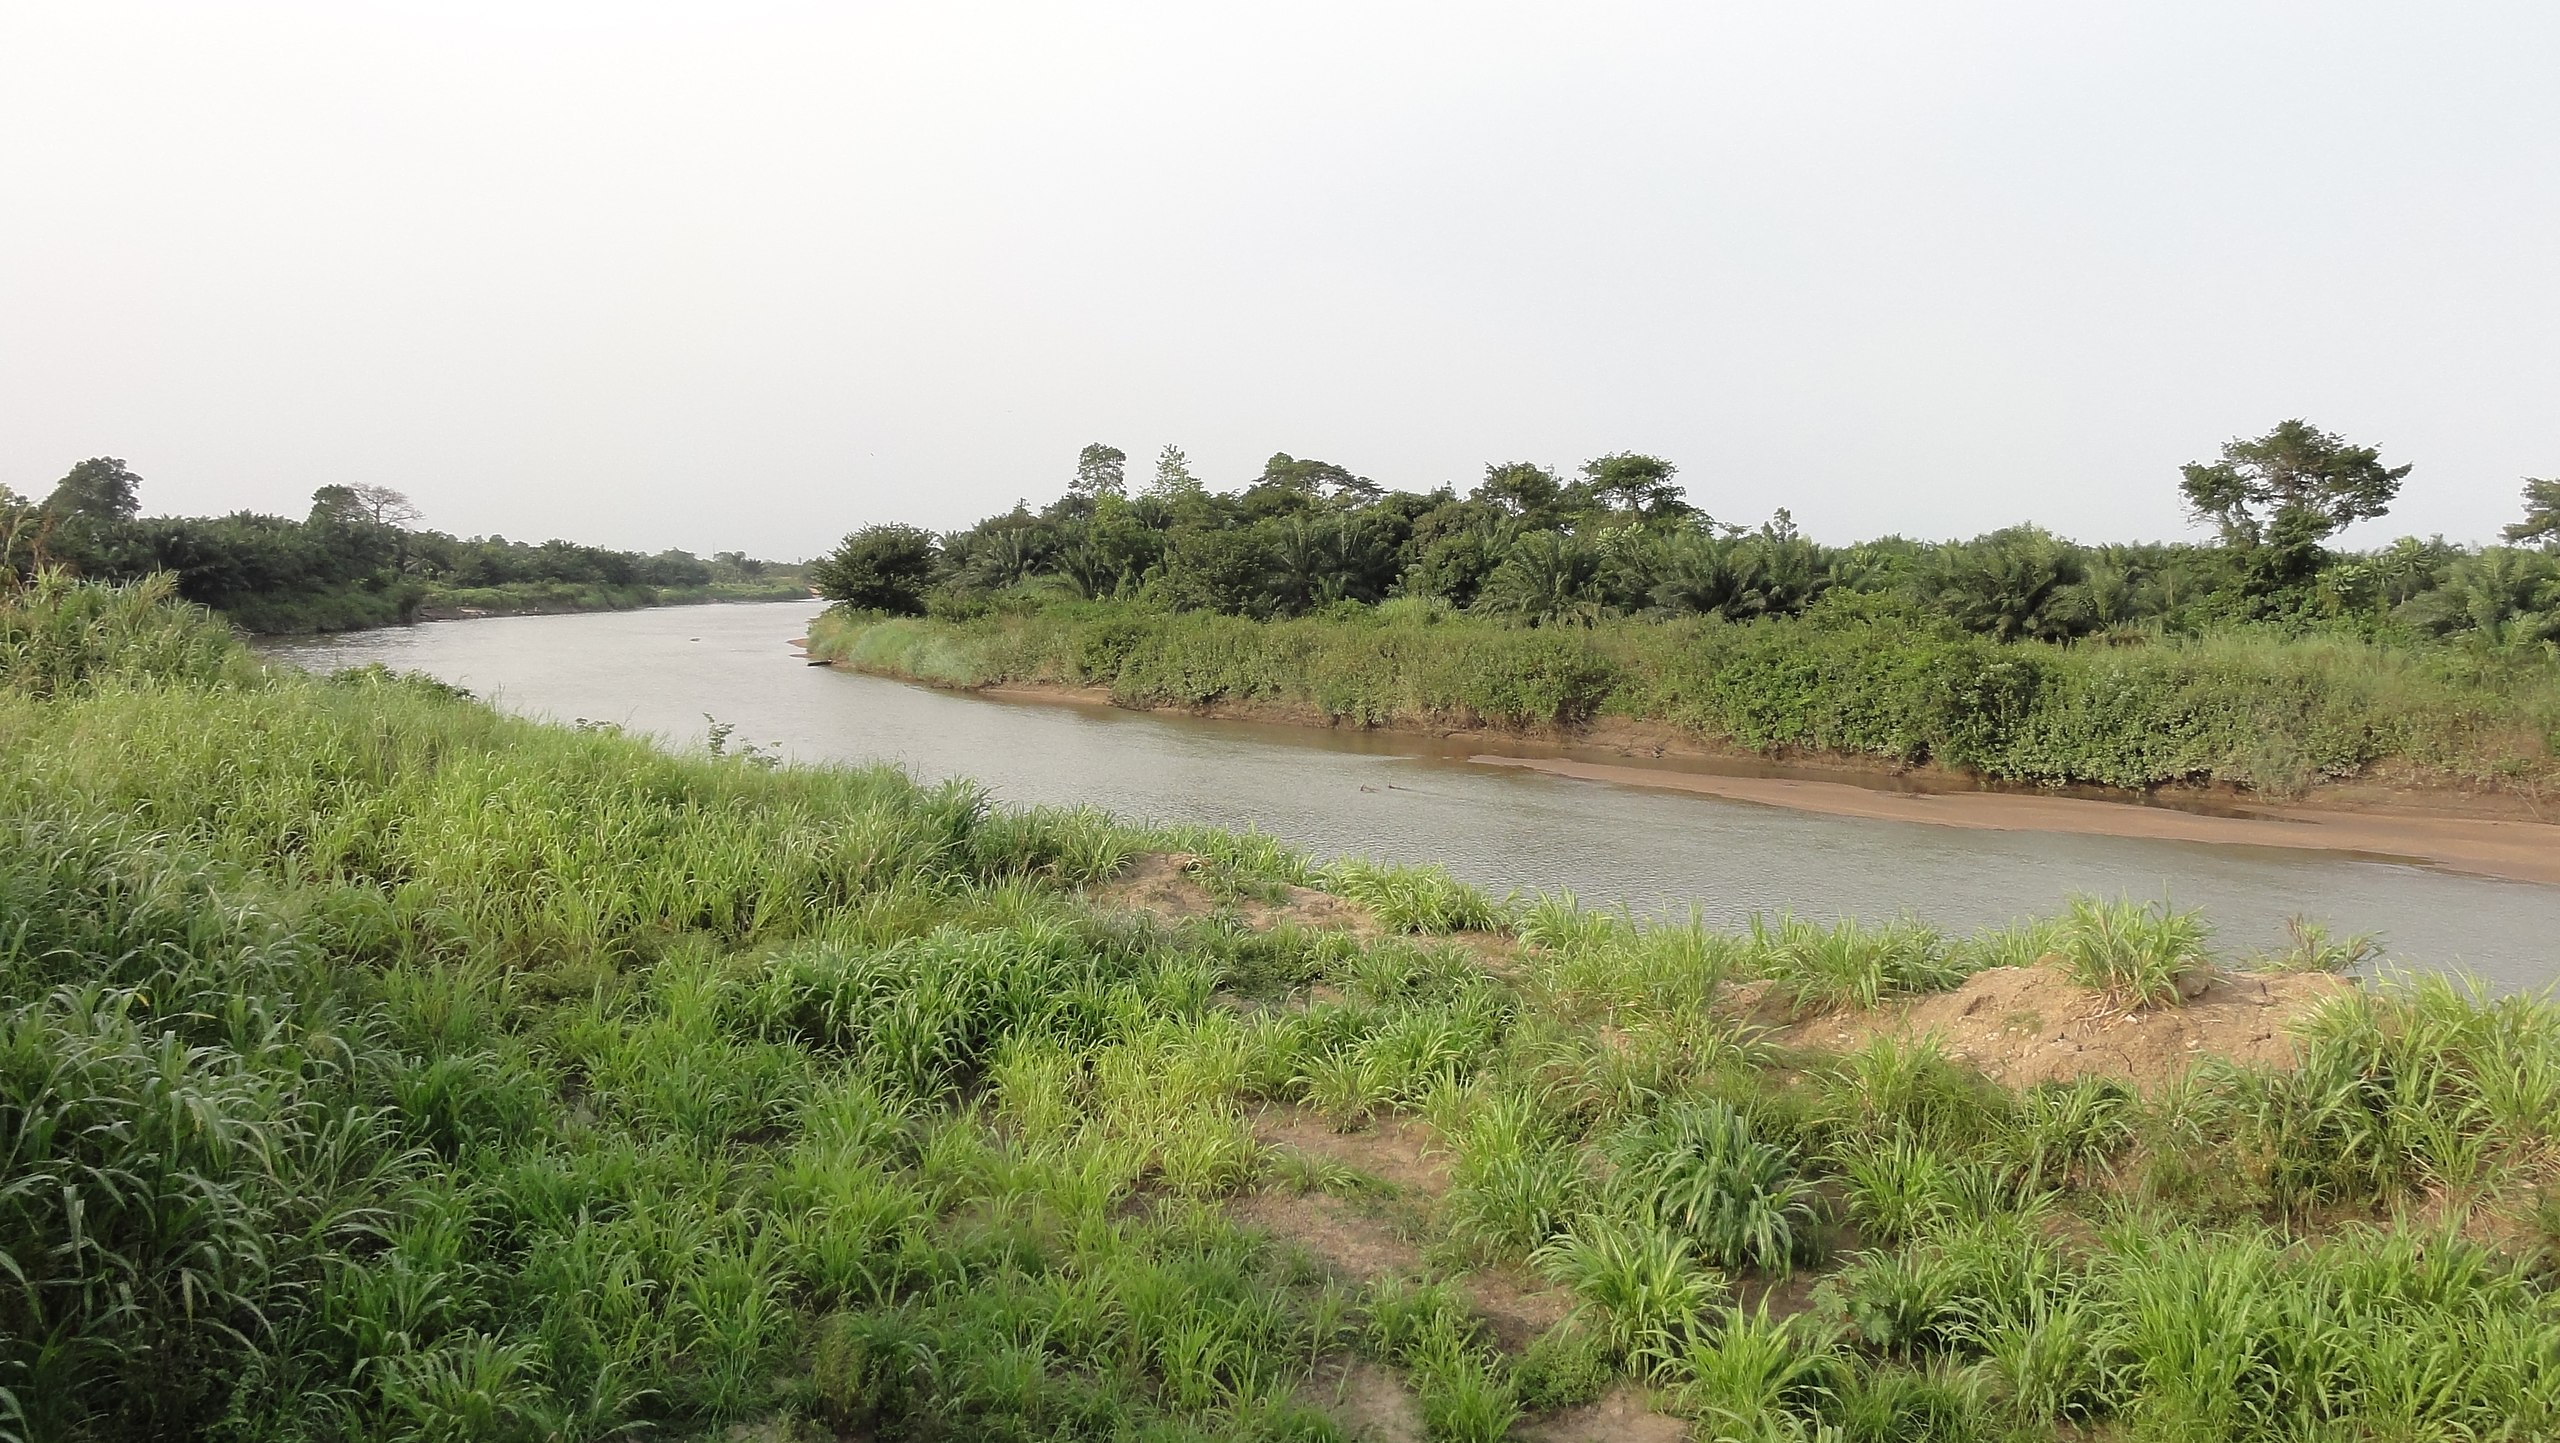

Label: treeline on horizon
[0,457,800,632]
[813,423,2560,651]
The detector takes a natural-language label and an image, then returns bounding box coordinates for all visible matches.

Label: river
[260,601,2560,992]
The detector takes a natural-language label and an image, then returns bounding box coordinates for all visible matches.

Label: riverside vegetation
[11,569,2560,1442]
[804,431,2560,795]
[2,457,804,633]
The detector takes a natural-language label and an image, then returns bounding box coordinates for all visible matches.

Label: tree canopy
[1071,444,1127,498]
[2179,420,2409,551]
[44,457,144,522]
[810,524,938,614]
[2506,479,2560,548]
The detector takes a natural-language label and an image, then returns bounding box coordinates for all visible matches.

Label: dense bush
[6,459,800,633]
[808,601,2560,791]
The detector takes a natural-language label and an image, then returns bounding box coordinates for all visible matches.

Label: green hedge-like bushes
[807,603,2559,793]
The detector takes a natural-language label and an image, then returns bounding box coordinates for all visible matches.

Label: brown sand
[1299,1359,1423,1443]
[1519,1386,1692,1443]
[1087,852,1379,934]
[1773,963,2354,1091]
[1473,754,2560,886]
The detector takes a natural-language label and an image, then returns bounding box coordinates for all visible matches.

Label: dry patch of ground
[1253,1105,1450,1195]
[1300,1358,1423,1443]
[1090,853,1378,934]
[1229,1188,1422,1281]
[1778,964,2352,1090]
[1518,1384,1692,1443]
[1241,1107,1575,1346]
[1232,1108,1686,1437]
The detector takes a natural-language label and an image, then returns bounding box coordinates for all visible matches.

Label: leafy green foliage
[0,569,251,696]
[2179,418,2410,552]
[1606,1100,1817,1273]
[809,599,2560,794]
[1531,1213,1728,1363]
[811,522,940,614]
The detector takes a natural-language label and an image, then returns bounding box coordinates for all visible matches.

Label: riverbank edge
[238,583,815,637]
[808,656,2560,885]
[814,647,2543,816]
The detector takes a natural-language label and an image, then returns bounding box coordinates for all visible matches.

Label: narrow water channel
[261,601,2560,993]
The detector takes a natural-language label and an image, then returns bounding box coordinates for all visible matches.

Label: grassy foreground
[10,572,2560,1442]
[808,603,2560,796]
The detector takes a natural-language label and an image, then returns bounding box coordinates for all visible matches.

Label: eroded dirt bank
[823,663,2560,887]
[1472,754,2560,887]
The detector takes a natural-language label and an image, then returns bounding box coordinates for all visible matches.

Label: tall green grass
[8,576,2560,1442]
[808,601,2560,793]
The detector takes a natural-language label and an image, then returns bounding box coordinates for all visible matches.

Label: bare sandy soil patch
[1778,964,2352,1089]
[1089,853,1378,933]
[1253,1105,1450,1195]
[1518,1384,1691,1443]
[1229,1188,1422,1281]
[1237,1106,1581,1355]
[1300,1358,1423,1443]
[1473,754,2560,886]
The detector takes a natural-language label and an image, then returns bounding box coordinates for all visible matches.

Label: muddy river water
[261,601,2560,993]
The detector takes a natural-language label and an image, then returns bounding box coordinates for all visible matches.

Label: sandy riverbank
[1470,754,2560,887]
[830,666,2560,886]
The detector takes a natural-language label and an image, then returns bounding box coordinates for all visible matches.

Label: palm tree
[1474,531,1607,625]
[2401,548,2560,646]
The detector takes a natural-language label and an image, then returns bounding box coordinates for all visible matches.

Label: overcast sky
[3,3,2554,559]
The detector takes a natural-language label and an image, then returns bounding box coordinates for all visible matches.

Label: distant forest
[814,423,2560,650]
[2,458,799,631]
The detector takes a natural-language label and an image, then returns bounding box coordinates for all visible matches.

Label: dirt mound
[1781,964,2353,1090]
[1236,1105,1576,1352]
[1254,1105,1449,1195]
[1230,1188,1422,1280]
[1518,1385,1690,1443]
[1089,853,1377,934]
[1301,1359,1423,1443]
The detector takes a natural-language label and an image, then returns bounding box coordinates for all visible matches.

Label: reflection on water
[260,601,2560,993]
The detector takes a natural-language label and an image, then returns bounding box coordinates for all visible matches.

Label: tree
[2399,548,2560,646]
[44,457,143,522]
[1146,445,1204,500]
[1257,453,1378,502]
[1072,443,1127,498]
[1474,530,1607,625]
[349,484,423,529]
[1581,452,1691,521]
[2505,478,2560,548]
[1926,526,2093,642]
[2178,420,2409,551]
[1155,525,1281,615]
[1406,516,1516,609]
[810,524,939,613]
[1471,462,1565,523]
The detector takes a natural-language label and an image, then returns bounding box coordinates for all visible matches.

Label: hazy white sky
[3,3,2554,559]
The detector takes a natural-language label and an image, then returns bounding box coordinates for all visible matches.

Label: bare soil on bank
[1473,754,2560,887]
[1769,965,2353,1091]
[878,669,2560,887]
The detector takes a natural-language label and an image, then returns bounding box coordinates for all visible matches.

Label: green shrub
[1607,1100,1817,1273]
[1510,1321,1615,1411]
[1,568,249,696]
[802,599,2560,792]
[2051,895,2213,1006]
[1531,1214,1728,1364]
